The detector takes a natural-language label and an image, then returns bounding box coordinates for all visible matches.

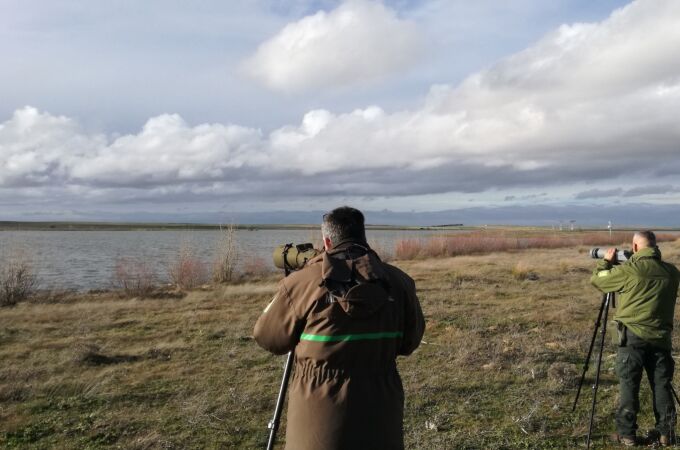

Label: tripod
[572,292,615,449]
[266,351,294,450]
[573,293,680,447]
[266,257,296,450]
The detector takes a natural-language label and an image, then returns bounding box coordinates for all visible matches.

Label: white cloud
[69,114,265,186]
[0,107,105,187]
[2,0,680,212]
[241,0,422,92]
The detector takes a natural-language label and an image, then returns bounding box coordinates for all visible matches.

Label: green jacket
[591,246,680,350]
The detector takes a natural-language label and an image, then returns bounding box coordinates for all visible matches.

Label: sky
[1,0,679,226]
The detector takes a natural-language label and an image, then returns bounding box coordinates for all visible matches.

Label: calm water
[0,229,442,291]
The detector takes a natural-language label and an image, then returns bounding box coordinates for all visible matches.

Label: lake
[0,229,443,291]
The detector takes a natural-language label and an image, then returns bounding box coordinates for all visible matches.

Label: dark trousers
[615,330,676,437]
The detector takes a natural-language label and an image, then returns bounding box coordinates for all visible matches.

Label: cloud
[0,107,104,187]
[623,185,680,197]
[241,0,422,92]
[575,185,680,199]
[504,192,547,201]
[3,0,680,214]
[575,188,624,199]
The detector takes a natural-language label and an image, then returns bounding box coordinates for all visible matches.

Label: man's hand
[604,247,617,263]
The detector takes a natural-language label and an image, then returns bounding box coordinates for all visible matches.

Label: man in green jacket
[591,231,680,446]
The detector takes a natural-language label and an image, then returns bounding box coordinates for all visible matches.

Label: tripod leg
[670,384,680,406]
[573,294,608,412]
[670,384,680,444]
[267,351,295,450]
[586,292,612,449]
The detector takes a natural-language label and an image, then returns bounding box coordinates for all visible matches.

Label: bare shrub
[113,257,157,297]
[241,256,273,279]
[213,223,239,283]
[169,244,209,290]
[0,256,37,307]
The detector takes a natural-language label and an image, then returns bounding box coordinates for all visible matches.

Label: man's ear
[323,236,332,250]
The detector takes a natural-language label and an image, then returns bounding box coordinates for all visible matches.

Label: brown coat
[254,242,425,450]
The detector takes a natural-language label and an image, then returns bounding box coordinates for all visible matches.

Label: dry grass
[395,238,422,260]
[1,239,680,448]
[511,260,538,281]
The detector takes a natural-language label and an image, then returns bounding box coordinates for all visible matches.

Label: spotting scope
[272,243,321,272]
[589,248,632,262]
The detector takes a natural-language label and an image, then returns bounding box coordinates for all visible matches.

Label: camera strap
[616,321,627,347]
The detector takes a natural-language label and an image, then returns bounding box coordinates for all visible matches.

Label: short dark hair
[322,206,366,244]
[635,230,657,247]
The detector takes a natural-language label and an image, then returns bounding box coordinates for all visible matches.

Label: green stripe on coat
[300,331,403,342]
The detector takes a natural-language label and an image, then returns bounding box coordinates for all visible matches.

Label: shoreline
[3,229,678,294]
[0,221,474,232]
[2,220,679,232]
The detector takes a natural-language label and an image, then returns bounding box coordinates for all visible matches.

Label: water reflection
[0,229,444,291]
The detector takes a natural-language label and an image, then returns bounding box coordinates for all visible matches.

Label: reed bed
[394,231,677,260]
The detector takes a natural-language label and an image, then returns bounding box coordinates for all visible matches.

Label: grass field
[2,239,680,449]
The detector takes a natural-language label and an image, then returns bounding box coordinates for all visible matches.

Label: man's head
[321,206,367,250]
[633,230,657,253]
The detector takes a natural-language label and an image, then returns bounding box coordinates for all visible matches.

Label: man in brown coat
[254,206,425,450]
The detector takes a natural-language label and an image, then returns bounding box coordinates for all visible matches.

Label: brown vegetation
[393,231,677,260]
[168,244,209,289]
[212,223,239,283]
[0,255,37,307]
[112,257,157,298]
[240,256,273,279]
